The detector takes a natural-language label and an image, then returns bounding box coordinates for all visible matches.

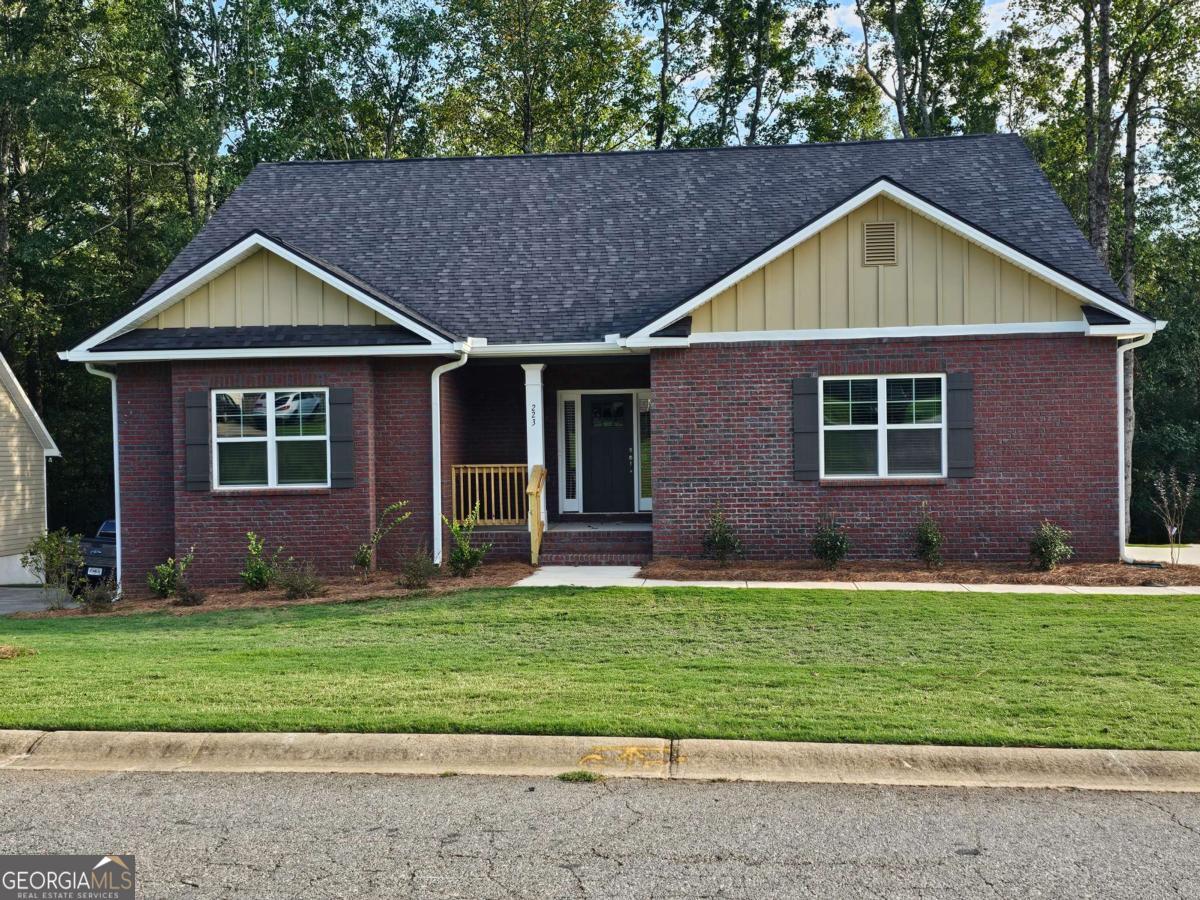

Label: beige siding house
[0,353,60,583]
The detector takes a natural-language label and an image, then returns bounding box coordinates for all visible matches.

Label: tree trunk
[1090,0,1113,258]
[889,0,910,137]
[746,0,769,144]
[1120,62,1141,538]
[654,0,671,149]
[0,103,10,294]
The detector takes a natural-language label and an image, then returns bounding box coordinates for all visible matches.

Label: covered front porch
[441,355,653,564]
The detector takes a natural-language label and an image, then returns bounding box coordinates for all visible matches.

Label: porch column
[521,363,547,518]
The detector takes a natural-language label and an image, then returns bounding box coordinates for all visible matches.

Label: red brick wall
[167,359,378,586]
[117,364,175,588]
[650,335,1120,562]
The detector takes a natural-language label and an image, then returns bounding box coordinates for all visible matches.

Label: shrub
[78,579,118,613]
[442,503,492,577]
[812,517,850,568]
[21,529,84,606]
[1150,468,1197,565]
[1029,520,1074,571]
[400,545,437,589]
[173,579,207,607]
[914,503,944,569]
[240,532,280,591]
[353,500,412,580]
[147,549,194,598]
[276,558,325,600]
[700,503,744,566]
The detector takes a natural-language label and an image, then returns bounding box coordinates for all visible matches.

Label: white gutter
[1116,332,1156,563]
[85,363,122,592]
[431,344,472,564]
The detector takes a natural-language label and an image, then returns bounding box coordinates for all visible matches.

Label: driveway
[0,586,55,615]
[0,771,1197,898]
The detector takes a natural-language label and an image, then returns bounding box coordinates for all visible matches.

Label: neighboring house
[0,353,60,583]
[62,134,1162,589]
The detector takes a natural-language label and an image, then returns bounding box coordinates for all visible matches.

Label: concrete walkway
[0,586,57,615]
[515,565,1200,596]
[1127,543,1200,565]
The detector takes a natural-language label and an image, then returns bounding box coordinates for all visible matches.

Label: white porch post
[522,364,547,519]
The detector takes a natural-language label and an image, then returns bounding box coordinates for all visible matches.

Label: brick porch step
[538,527,652,566]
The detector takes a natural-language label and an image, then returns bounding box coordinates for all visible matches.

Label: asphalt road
[1,770,1198,899]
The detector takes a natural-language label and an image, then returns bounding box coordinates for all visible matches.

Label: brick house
[62,135,1162,590]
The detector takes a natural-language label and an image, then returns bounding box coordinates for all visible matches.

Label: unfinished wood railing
[451,464,528,525]
[527,464,546,565]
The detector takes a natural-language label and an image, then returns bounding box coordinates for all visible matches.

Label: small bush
[353,500,412,580]
[443,503,492,577]
[1029,520,1074,571]
[400,545,437,589]
[147,549,194,598]
[812,517,850,568]
[240,532,280,591]
[21,529,84,606]
[173,579,207,607]
[914,503,944,569]
[700,503,744,566]
[276,558,326,600]
[78,580,118,613]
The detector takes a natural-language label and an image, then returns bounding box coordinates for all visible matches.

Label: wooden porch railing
[527,464,546,566]
[451,464,528,525]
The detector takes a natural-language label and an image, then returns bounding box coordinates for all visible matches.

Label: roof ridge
[260,133,1020,168]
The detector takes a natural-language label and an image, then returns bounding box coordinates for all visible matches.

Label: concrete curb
[672,739,1200,792]
[0,731,672,779]
[2,730,1199,792]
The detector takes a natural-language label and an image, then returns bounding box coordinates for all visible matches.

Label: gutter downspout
[85,363,121,593]
[431,347,471,565]
[1117,333,1154,564]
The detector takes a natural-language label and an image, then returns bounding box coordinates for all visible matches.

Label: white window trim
[557,388,652,514]
[818,374,947,480]
[211,387,332,490]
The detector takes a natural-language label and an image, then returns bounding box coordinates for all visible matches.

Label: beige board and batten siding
[137,249,391,329]
[690,196,1082,333]
[0,385,46,557]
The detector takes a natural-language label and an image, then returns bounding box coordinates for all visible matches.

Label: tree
[436,0,650,154]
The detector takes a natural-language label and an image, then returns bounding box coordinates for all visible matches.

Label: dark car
[79,519,116,585]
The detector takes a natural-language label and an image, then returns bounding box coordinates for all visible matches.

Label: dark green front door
[582,394,634,512]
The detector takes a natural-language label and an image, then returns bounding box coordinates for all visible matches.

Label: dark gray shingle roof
[138,134,1132,344]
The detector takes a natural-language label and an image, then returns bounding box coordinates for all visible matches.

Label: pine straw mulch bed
[11,561,534,620]
[639,557,1200,588]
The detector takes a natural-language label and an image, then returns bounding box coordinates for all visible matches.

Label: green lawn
[2,586,1199,749]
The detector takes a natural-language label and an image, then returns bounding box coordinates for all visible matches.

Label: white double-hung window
[212,388,331,488]
[819,375,946,478]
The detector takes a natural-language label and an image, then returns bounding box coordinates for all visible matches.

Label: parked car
[78,519,116,585]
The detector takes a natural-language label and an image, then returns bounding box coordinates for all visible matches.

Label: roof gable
[0,353,59,456]
[636,179,1153,340]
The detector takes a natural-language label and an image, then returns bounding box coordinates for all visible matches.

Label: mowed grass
[2,587,1200,749]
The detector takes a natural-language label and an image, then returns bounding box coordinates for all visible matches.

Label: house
[0,353,60,583]
[61,134,1162,589]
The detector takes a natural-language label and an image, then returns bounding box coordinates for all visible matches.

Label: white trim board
[0,351,59,456]
[60,344,464,364]
[628,179,1159,342]
[66,232,457,357]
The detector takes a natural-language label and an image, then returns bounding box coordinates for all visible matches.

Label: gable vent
[863,221,898,266]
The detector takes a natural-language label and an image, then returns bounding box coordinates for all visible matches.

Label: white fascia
[1084,319,1166,338]
[471,338,641,357]
[627,179,1158,342]
[59,344,464,364]
[66,231,455,356]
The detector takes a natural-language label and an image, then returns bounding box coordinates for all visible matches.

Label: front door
[582,394,634,512]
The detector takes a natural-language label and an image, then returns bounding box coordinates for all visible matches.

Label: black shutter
[947,372,975,478]
[792,377,819,481]
[329,387,354,488]
[184,391,210,491]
